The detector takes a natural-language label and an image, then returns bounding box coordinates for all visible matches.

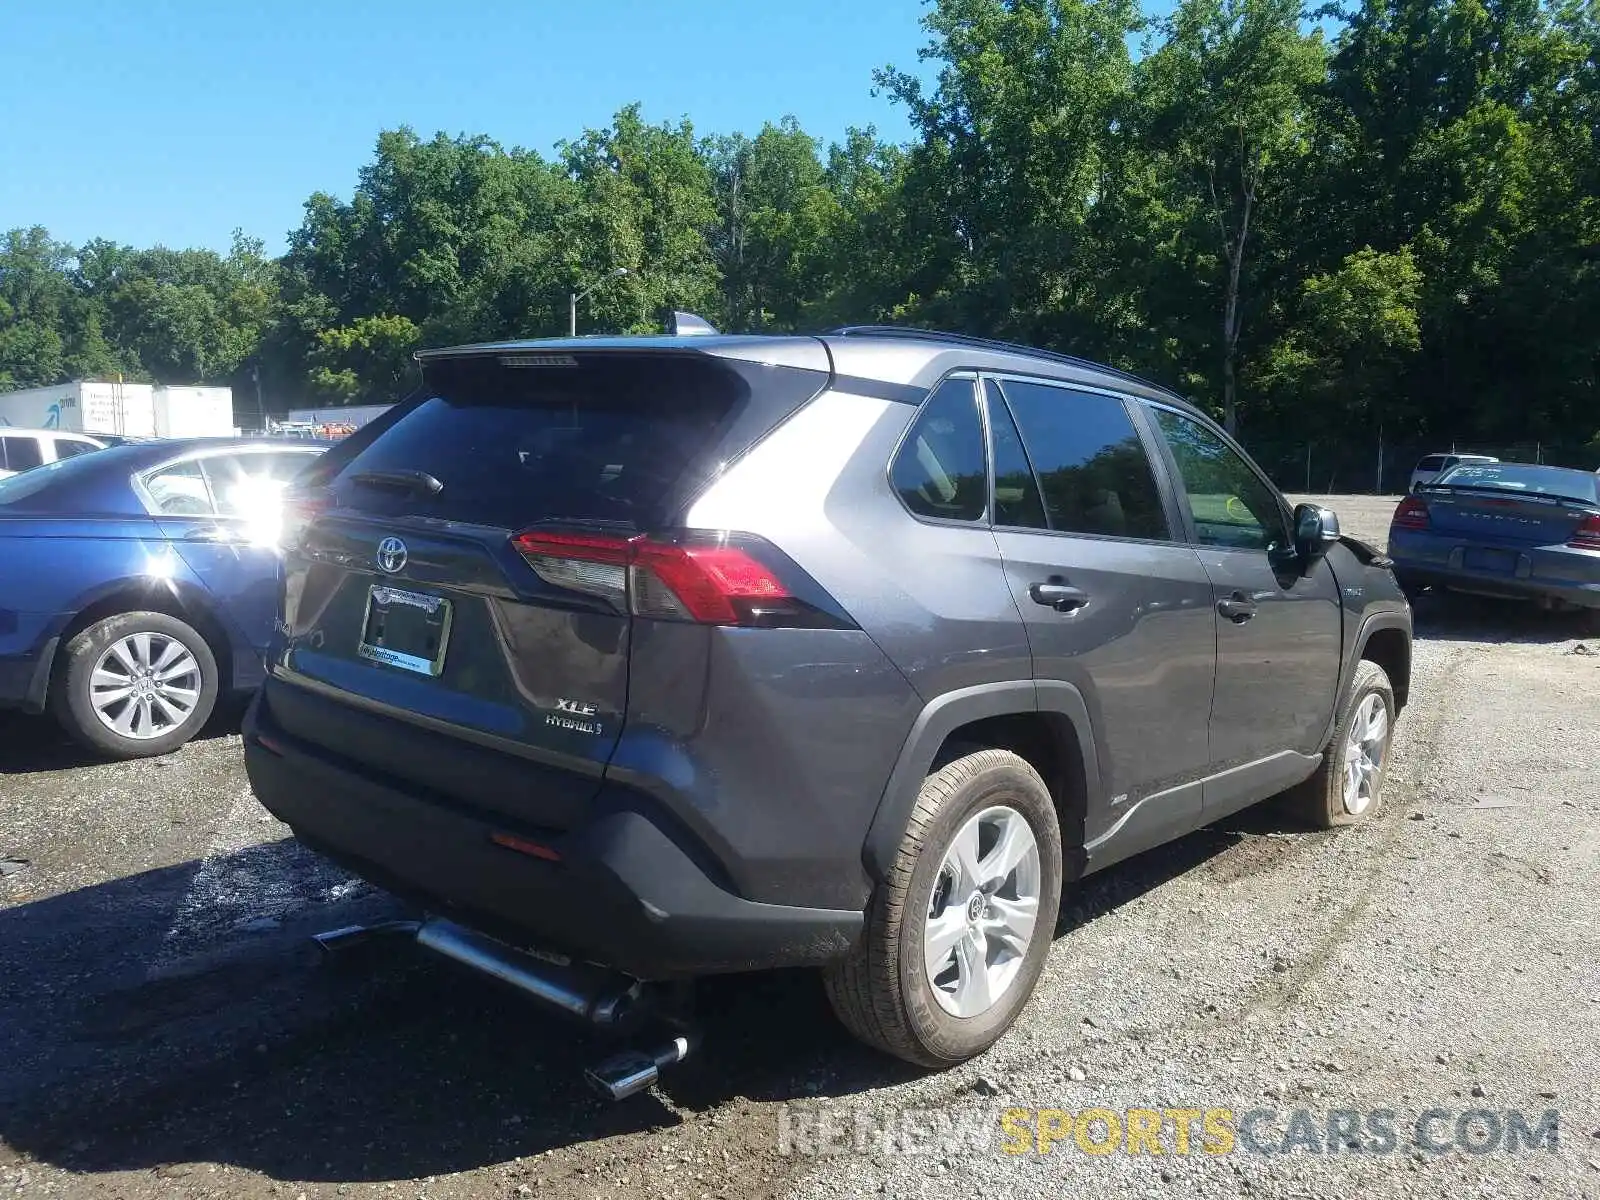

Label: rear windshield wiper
[348,468,444,497]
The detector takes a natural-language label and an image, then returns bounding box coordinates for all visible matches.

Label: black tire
[1284,659,1396,829]
[52,610,219,760]
[824,749,1062,1068]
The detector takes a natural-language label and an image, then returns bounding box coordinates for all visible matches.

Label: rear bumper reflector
[490,831,563,862]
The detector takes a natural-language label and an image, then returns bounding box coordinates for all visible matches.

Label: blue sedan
[0,438,325,757]
[1388,461,1600,627]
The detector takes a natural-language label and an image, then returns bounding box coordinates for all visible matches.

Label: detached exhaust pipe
[414,917,643,1028]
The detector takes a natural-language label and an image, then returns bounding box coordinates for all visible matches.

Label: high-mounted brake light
[1392,496,1430,531]
[1569,513,1600,551]
[510,529,842,628]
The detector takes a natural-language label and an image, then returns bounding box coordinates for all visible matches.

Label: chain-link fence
[1244,436,1599,496]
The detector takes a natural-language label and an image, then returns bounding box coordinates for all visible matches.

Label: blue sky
[0,0,936,256]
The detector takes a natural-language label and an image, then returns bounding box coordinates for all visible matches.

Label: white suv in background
[0,429,107,479]
[1408,452,1498,493]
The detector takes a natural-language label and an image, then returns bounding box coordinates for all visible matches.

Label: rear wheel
[1285,660,1395,829]
[52,611,219,759]
[824,749,1062,1068]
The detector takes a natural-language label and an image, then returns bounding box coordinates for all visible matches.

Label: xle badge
[547,698,602,736]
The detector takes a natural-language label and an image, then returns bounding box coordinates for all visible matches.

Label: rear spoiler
[1419,482,1598,509]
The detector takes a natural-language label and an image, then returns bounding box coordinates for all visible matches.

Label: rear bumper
[243,691,863,980]
[1389,560,1600,609]
[1389,535,1600,609]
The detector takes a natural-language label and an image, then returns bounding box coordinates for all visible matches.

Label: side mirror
[1293,503,1341,564]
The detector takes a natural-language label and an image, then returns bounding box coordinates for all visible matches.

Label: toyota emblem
[376,536,408,574]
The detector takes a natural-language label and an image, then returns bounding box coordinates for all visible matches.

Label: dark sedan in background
[1389,461,1600,628]
[0,438,323,757]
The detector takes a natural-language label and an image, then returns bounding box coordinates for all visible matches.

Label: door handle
[1216,592,1258,623]
[1029,580,1089,613]
[185,526,242,544]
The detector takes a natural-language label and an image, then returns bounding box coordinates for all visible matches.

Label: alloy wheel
[923,805,1042,1018]
[1342,692,1389,815]
[89,632,204,741]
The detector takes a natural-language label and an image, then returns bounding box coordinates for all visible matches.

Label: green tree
[75,233,276,383]
[1129,0,1326,432]
[1304,0,1598,440]
[877,0,1143,339]
[562,104,720,330]
[0,227,74,387]
[706,118,839,330]
[1258,246,1422,426]
[308,313,422,405]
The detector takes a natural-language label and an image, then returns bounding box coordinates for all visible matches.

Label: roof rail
[826,325,1180,400]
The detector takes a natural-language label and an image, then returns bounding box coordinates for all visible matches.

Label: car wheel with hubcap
[53,611,219,759]
[1285,659,1396,828]
[824,748,1062,1068]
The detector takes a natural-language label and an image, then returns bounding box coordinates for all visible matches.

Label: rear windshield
[1416,455,1448,472]
[331,352,823,530]
[1433,463,1600,504]
[0,453,108,507]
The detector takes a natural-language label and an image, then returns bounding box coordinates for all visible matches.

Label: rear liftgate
[311,917,698,1101]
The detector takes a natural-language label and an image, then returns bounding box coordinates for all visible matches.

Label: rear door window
[332,354,807,531]
[1,437,44,472]
[890,377,987,523]
[998,379,1169,540]
[142,460,215,516]
[984,381,1047,530]
[1416,455,1448,472]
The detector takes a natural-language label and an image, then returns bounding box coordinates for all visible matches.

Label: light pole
[570,267,629,337]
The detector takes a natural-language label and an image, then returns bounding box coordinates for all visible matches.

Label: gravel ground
[3,495,1598,1200]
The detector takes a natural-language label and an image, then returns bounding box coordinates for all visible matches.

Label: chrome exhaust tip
[585,1035,695,1101]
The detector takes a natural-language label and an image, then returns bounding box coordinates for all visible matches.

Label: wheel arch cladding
[1358,623,1411,710]
[862,681,1101,886]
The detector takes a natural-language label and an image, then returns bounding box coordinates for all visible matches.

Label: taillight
[509,531,632,605]
[632,541,788,623]
[1569,513,1600,551]
[1392,496,1430,530]
[510,529,851,628]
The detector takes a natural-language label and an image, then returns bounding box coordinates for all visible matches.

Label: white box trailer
[0,381,155,436]
[0,380,235,438]
[154,385,235,438]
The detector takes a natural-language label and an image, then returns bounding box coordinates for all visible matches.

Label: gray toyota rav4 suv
[245,325,1412,1075]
